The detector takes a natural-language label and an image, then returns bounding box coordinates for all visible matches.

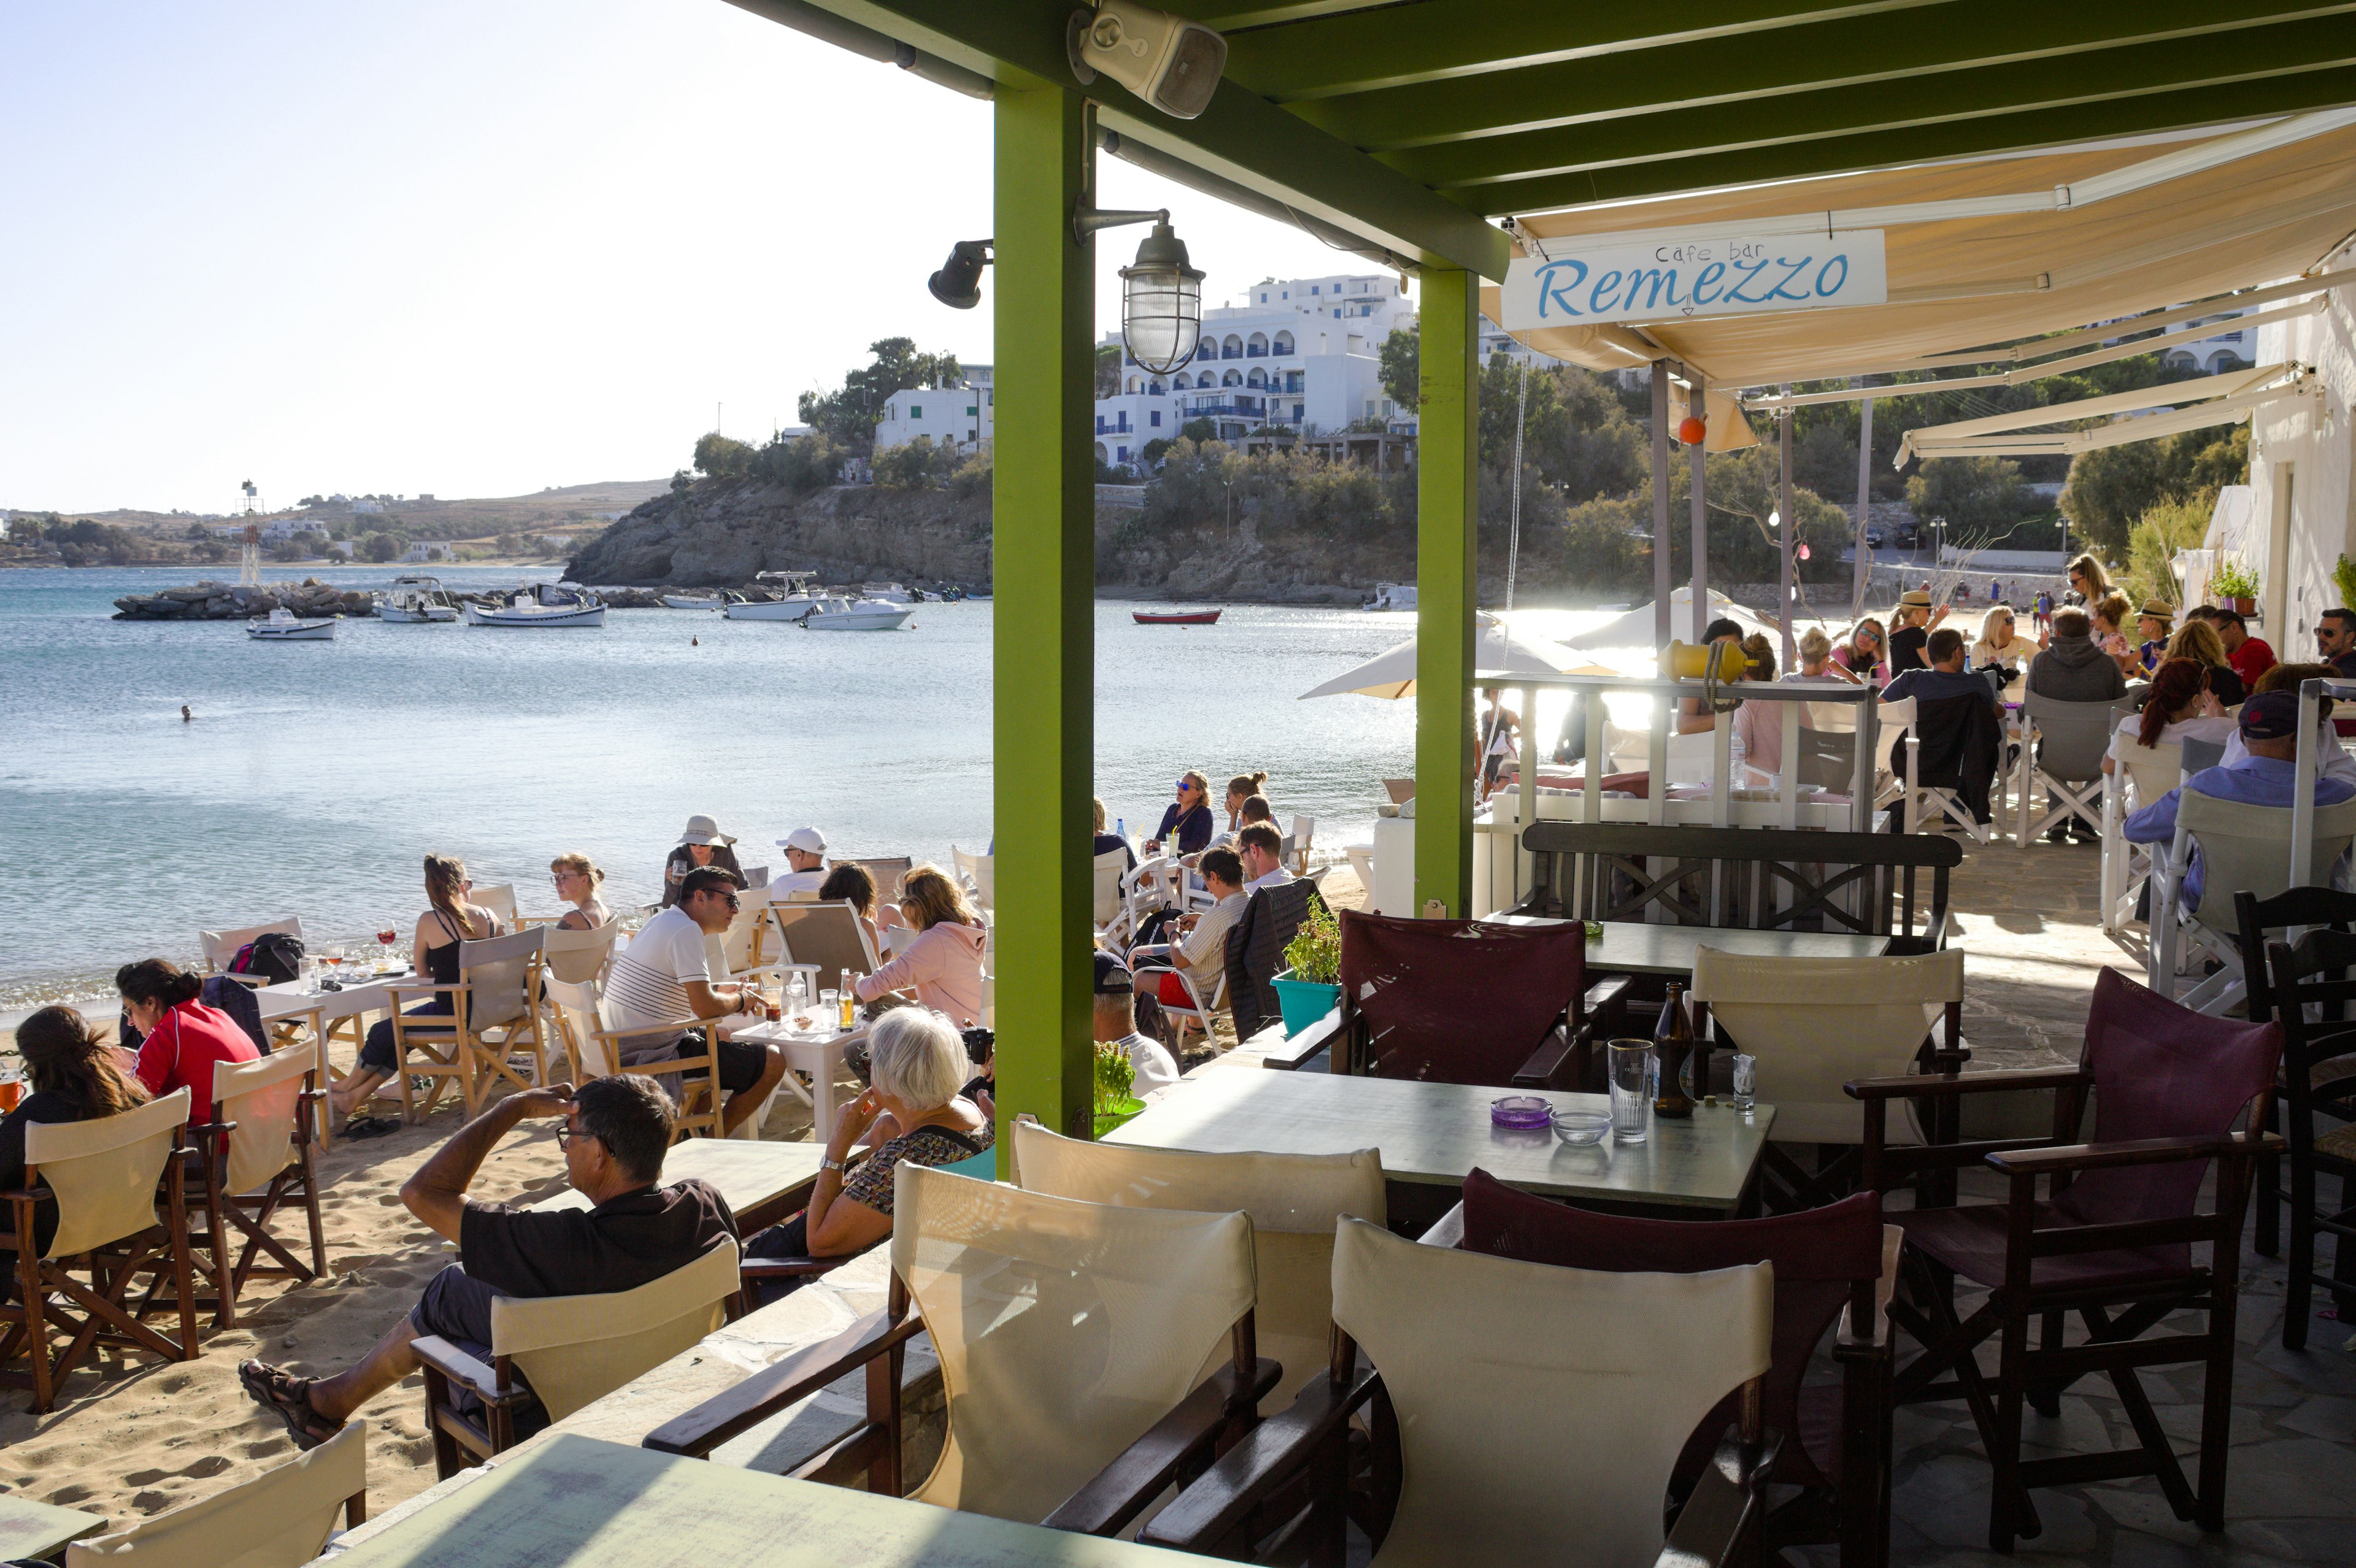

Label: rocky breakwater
[112,578,375,621]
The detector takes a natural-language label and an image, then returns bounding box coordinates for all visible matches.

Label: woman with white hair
[739,1007,991,1299]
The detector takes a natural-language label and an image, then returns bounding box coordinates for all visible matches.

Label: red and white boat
[1131,609,1222,626]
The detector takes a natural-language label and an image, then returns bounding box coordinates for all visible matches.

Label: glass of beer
[0,1067,21,1113]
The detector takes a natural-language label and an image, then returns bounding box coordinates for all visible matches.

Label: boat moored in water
[660,591,730,610]
[1133,609,1222,625]
[379,576,459,623]
[1363,582,1417,611]
[247,607,337,642]
[802,596,915,631]
[464,583,606,628]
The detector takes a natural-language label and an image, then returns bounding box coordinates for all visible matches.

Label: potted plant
[1092,1042,1144,1138]
[2211,558,2260,617]
[1269,905,1344,1037]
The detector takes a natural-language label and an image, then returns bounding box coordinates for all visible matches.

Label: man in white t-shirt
[602,866,790,1135]
[1236,824,1295,891]
[769,828,830,897]
[1095,951,1179,1098]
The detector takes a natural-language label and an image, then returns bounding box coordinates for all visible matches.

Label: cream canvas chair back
[540,919,619,986]
[26,1089,191,1259]
[490,1238,741,1425]
[65,1420,363,1568]
[2180,793,2356,942]
[952,847,994,912]
[891,1163,1255,1524]
[2119,737,2185,810]
[1333,1217,1771,1568]
[470,883,518,932]
[767,900,879,978]
[1092,848,1128,929]
[708,890,771,978]
[545,975,624,1078]
[199,918,302,974]
[457,926,544,1032]
[1688,947,1964,1145]
[213,1045,315,1197]
[1011,1122,1380,1407]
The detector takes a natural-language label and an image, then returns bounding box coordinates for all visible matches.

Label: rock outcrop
[112,579,375,621]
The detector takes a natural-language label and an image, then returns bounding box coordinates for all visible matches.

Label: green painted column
[992,80,1096,1155]
[1414,268,1477,918]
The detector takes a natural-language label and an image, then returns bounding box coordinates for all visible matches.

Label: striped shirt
[606,907,709,1040]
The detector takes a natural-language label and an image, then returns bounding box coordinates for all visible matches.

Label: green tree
[1179,418,1218,444]
[750,431,845,495]
[2058,424,2247,551]
[873,436,958,490]
[798,338,964,455]
[693,431,756,480]
[670,469,692,494]
[1096,345,1123,399]
[359,531,404,563]
[2123,495,2212,607]
[1379,327,1419,410]
[1904,455,2027,539]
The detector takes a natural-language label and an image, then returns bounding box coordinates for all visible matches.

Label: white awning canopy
[1898,366,2313,463]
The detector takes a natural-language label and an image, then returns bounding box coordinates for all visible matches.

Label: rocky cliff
[566,478,1407,604]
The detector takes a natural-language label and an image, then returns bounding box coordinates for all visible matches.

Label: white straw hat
[679,814,734,847]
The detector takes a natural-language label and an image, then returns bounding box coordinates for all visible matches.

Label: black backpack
[229,931,306,986]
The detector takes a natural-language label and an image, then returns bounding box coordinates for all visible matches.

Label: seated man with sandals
[238,1076,735,1448]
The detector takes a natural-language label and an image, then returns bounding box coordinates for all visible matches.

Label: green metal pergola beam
[1414,271,1476,921]
[1466,61,2356,213]
[759,0,1508,277]
[1222,0,1958,100]
[1287,2,2351,152]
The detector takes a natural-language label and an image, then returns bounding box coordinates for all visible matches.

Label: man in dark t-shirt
[238,1076,736,1448]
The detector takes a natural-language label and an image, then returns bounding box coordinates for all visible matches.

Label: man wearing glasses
[603,866,789,1135]
[2315,609,2356,679]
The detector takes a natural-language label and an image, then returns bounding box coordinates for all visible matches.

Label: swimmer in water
[181,705,192,723]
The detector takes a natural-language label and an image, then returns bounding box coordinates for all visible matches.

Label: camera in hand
[961,1025,995,1066]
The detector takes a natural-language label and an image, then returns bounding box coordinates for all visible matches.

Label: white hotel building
[873,366,995,454]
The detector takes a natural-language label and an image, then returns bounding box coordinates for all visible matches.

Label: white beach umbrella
[1556,586,1776,652]
[1298,613,1609,700]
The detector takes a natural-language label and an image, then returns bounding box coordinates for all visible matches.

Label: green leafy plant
[2210,556,2260,601]
[1282,905,1342,985]
[2336,555,2356,613]
[1092,1041,1144,1137]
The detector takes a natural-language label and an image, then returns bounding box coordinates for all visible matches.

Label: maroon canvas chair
[1453,1172,1899,1568]
[1334,910,1626,1089]
[2259,928,2356,1350]
[1847,966,2281,1551]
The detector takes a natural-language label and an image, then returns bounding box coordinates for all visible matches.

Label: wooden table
[1106,1067,1774,1229]
[321,1433,1180,1567]
[1487,917,1892,973]
[0,1493,106,1562]
[528,1137,825,1234]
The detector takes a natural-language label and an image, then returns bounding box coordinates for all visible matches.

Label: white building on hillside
[873,366,993,454]
[2160,310,2259,375]
[1095,271,1419,464]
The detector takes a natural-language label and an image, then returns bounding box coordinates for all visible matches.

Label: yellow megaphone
[1661,639,1752,682]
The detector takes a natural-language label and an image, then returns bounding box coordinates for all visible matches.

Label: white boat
[464,585,606,628]
[247,607,336,642]
[725,594,822,621]
[1363,582,1417,611]
[660,592,728,610]
[380,576,459,623]
[860,581,918,604]
[802,596,915,631]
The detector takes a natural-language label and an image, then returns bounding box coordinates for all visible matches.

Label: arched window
[1148,381,1164,395]
[1247,332,1269,358]
[1127,376,1142,394]
[1194,343,1217,363]
[1273,331,1295,355]
[1222,369,1243,387]
[1172,372,1190,389]
[1222,334,1244,359]
[1247,367,1267,388]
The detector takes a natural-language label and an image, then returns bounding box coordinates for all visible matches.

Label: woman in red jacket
[115,959,258,1128]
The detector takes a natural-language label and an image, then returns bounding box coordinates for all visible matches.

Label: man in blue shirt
[2125,690,2356,910]
[1880,628,2003,711]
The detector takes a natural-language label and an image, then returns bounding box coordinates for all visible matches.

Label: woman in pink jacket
[853,864,989,1024]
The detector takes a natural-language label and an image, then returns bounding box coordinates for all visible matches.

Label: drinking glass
[1607,1039,1653,1144]
[1731,1053,1758,1113]
[0,1067,21,1114]
[302,955,323,996]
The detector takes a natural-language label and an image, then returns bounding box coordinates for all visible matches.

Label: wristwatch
[820,1156,846,1173]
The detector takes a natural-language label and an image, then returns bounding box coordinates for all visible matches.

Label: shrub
[752,432,845,495]
[874,436,958,490]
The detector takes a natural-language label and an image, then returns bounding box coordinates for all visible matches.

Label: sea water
[0,566,1506,1005]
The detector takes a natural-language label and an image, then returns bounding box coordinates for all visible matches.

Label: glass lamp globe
[1120,221,1204,377]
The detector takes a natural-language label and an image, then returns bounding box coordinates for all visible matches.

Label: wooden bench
[1511,822,1961,953]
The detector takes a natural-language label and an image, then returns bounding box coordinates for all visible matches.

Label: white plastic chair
[1091,846,1130,936]
[66,1420,365,1568]
[2149,793,2356,1012]
[1879,694,1996,842]
[1289,813,1315,873]
[2101,734,2183,934]
[952,846,995,913]
[2015,693,2116,846]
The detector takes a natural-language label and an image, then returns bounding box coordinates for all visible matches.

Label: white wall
[873,383,992,453]
[2250,287,2356,638]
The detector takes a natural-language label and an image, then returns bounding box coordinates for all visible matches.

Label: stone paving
[1842,830,2356,1568]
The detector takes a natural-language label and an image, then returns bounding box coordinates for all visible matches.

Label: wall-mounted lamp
[1077,206,1204,375]
[928,239,992,310]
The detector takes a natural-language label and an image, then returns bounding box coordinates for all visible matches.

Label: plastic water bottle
[1115,817,1126,842]
[784,970,808,1020]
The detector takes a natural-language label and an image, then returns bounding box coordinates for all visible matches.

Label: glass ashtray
[1490,1095,1554,1130]
[1552,1109,1611,1146]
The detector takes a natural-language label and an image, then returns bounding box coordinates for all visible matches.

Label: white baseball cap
[779,827,828,855]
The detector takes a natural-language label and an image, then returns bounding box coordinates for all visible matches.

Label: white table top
[526,1138,825,1223]
[1486,918,1890,975]
[1107,1068,1774,1212]
[252,975,398,1023]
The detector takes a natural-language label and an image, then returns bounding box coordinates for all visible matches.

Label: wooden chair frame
[187,1069,329,1332]
[380,937,549,1123]
[1848,1065,2277,1550]
[1333,921,1631,1093]
[2255,926,2356,1350]
[1,1127,200,1414]
[644,1270,1276,1540]
[547,980,728,1142]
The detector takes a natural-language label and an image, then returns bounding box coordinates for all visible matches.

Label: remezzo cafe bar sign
[1500,229,1887,329]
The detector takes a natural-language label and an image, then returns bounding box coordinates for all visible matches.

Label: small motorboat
[802,597,915,631]
[726,593,822,621]
[660,591,729,610]
[379,576,458,623]
[1133,609,1222,626]
[1363,583,1417,611]
[247,607,336,642]
[861,581,917,604]
[464,584,606,628]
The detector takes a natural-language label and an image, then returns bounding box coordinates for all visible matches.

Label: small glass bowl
[1552,1109,1611,1147]
[1490,1095,1554,1130]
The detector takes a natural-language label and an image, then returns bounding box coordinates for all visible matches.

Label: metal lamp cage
[1120,223,1204,377]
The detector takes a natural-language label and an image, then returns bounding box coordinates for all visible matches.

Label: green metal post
[992,80,1096,1158]
[1414,268,1477,918]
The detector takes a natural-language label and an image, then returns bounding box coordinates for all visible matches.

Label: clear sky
[1,0,1401,515]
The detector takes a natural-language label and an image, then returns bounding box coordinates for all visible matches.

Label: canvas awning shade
[1486,118,2356,391]
[1896,364,2309,463]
